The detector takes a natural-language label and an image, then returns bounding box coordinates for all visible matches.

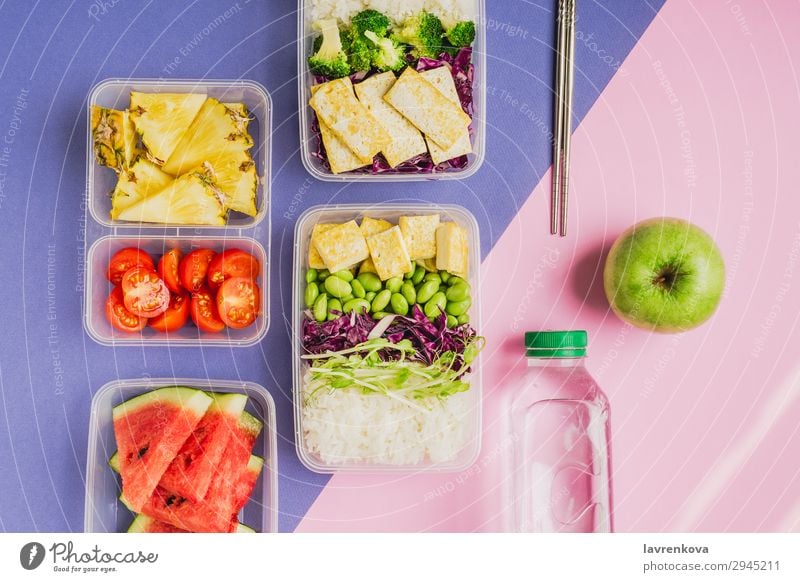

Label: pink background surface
[297,0,800,532]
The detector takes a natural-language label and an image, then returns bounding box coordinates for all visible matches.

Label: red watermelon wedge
[113,387,212,512]
[159,392,248,502]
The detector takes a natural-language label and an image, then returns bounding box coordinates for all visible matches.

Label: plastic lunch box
[84,377,278,533]
[83,79,272,347]
[296,0,487,181]
[292,203,483,472]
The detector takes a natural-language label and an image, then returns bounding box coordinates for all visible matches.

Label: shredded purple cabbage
[302,305,478,373]
[309,48,475,175]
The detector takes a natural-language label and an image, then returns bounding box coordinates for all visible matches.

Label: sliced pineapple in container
[204,153,258,217]
[161,98,253,176]
[222,102,251,129]
[129,92,206,164]
[90,106,138,172]
[115,165,226,226]
[110,157,173,219]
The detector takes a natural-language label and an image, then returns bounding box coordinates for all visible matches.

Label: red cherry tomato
[148,291,190,333]
[105,286,147,332]
[190,286,226,333]
[107,248,155,285]
[121,267,170,318]
[217,277,260,329]
[207,249,260,290]
[157,248,183,293]
[179,248,217,293]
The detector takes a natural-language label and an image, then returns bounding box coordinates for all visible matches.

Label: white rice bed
[302,378,472,465]
[309,0,475,28]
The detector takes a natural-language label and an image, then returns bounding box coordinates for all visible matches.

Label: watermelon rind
[112,386,212,420]
[126,514,257,533]
[108,451,120,472]
[236,523,256,533]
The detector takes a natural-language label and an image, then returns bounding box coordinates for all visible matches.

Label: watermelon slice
[113,387,213,512]
[126,514,255,533]
[159,392,248,502]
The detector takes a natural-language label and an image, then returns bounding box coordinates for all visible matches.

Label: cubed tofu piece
[419,67,473,164]
[354,72,427,168]
[308,223,338,269]
[435,222,468,278]
[383,68,470,150]
[313,220,369,273]
[359,216,393,238]
[399,214,439,260]
[309,77,390,160]
[366,226,413,281]
[311,85,372,174]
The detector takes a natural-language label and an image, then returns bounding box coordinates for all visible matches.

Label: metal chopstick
[551,0,568,235]
[559,0,576,237]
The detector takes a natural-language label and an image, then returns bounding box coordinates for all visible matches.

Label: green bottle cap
[524,330,587,358]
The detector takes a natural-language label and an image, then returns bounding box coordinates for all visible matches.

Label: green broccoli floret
[350,9,390,36]
[345,10,392,72]
[446,21,475,48]
[364,31,406,72]
[308,19,351,78]
[347,34,373,72]
[393,12,446,59]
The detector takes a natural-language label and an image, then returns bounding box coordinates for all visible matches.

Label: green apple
[603,217,725,333]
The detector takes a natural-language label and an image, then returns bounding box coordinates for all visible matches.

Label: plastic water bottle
[503,331,612,532]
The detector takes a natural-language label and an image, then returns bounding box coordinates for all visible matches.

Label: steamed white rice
[309,0,475,28]
[302,376,473,465]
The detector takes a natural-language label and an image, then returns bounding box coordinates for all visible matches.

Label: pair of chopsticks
[551,0,576,236]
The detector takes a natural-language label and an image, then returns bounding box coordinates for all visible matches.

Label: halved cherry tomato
[148,291,190,333]
[105,286,147,332]
[121,267,170,318]
[107,248,155,285]
[179,248,217,292]
[190,286,226,333]
[217,277,260,329]
[157,248,183,293]
[207,249,260,290]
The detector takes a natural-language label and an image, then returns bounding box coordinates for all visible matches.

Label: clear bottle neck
[526,357,586,368]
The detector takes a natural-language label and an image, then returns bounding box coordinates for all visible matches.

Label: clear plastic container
[501,331,612,533]
[84,377,278,533]
[292,203,482,472]
[297,1,487,182]
[84,235,269,347]
[86,78,272,229]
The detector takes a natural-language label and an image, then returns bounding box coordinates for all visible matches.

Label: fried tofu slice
[435,222,468,278]
[366,226,414,281]
[311,84,372,174]
[308,223,338,269]
[419,67,473,164]
[313,220,369,273]
[399,214,440,260]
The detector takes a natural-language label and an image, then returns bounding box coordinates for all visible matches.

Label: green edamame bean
[423,272,442,284]
[447,315,458,328]
[386,277,403,293]
[324,276,352,299]
[372,311,391,319]
[340,294,354,303]
[317,269,329,281]
[313,293,328,322]
[440,271,451,284]
[400,281,416,305]
[390,293,409,316]
[424,292,447,320]
[351,279,366,299]
[404,269,414,279]
[445,283,470,302]
[328,298,342,313]
[333,270,353,282]
[446,298,471,317]
[411,266,426,285]
[371,289,391,312]
[365,291,376,302]
[306,269,318,283]
[447,276,467,288]
[304,282,319,308]
[343,298,370,314]
[357,272,382,293]
[416,280,440,304]
[457,313,470,325]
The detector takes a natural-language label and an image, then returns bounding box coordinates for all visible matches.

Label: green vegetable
[364,30,406,72]
[371,289,392,312]
[400,281,416,305]
[386,277,403,293]
[308,19,351,78]
[372,311,392,319]
[351,279,366,298]
[447,276,467,288]
[351,9,390,36]
[390,293,409,316]
[306,269,318,283]
[333,269,353,282]
[411,265,426,285]
[313,293,328,322]
[343,298,370,314]
[440,271,451,284]
[423,272,441,284]
[393,12,446,59]
[424,291,447,319]
[357,272,382,292]
[317,269,329,281]
[328,298,343,315]
[457,313,470,325]
[446,298,471,317]
[446,21,476,48]
[304,282,320,308]
[446,283,470,302]
[324,276,352,299]
[416,279,439,304]
[447,315,458,328]
[347,9,392,72]
[365,291,376,302]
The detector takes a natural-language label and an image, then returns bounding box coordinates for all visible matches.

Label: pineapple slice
[115,165,226,226]
[204,154,258,217]
[222,102,251,129]
[90,107,138,172]
[161,98,253,176]
[110,157,173,219]
[129,92,206,164]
